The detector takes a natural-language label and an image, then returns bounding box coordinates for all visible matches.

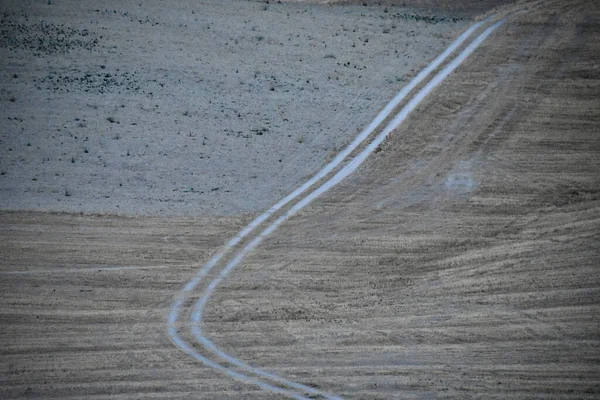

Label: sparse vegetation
[0,1,467,220]
[252,127,269,136]
[388,12,463,24]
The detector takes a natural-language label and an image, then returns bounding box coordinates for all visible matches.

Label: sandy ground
[0,0,467,216]
[1,0,599,399]
[0,211,256,399]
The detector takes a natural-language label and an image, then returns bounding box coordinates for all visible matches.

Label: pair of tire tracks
[169,15,507,400]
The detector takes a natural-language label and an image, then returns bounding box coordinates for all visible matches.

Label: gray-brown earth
[1,0,599,399]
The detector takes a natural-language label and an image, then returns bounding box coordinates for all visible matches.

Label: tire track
[169,17,504,400]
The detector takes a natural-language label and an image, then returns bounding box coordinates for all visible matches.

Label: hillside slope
[204,1,600,397]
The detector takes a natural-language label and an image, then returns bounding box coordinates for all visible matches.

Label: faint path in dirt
[169,16,507,400]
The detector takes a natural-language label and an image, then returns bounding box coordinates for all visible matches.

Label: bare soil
[1,0,599,399]
[203,0,600,397]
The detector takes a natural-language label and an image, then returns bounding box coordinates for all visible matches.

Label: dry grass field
[1,0,599,399]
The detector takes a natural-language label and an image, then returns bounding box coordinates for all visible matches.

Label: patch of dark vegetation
[93,9,161,26]
[251,127,269,136]
[0,13,100,54]
[384,12,463,24]
[37,70,143,94]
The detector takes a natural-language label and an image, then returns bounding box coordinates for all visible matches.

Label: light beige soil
[0,211,260,399]
[1,0,599,399]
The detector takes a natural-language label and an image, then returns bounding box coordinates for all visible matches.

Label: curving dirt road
[170,15,507,400]
[199,0,600,398]
[1,0,599,399]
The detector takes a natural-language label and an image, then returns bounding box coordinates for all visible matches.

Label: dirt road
[171,15,506,400]
[199,0,600,398]
[1,0,599,399]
